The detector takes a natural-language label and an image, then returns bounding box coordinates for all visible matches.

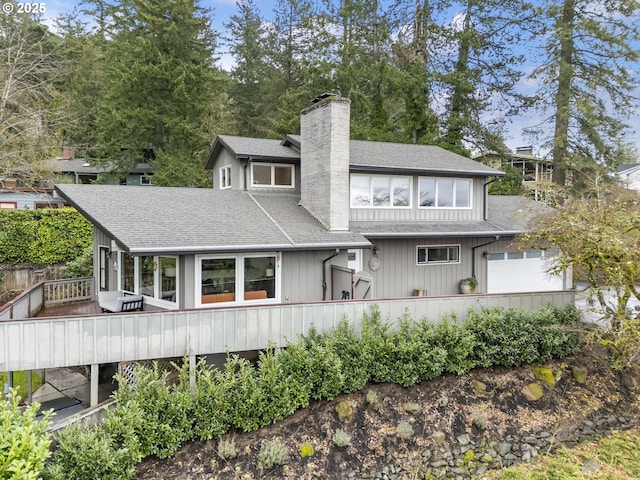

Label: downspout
[471,237,499,281]
[483,177,500,220]
[322,249,340,300]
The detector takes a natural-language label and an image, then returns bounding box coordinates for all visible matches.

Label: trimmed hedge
[0,208,92,265]
[42,304,583,479]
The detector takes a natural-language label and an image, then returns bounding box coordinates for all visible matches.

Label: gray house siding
[280,250,349,302]
[349,177,486,222]
[360,237,503,297]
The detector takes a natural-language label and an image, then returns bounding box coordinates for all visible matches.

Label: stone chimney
[300,95,351,231]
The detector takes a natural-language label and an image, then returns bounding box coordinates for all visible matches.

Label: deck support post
[90,364,99,406]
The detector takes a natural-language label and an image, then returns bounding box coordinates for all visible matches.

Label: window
[140,175,152,185]
[198,253,278,305]
[350,174,412,208]
[0,202,17,209]
[251,163,294,188]
[417,245,460,265]
[418,177,472,208]
[118,253,178,303]
[120,252,135,292]
[220,165,231,189]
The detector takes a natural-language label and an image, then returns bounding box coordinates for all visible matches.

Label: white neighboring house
[617,164,640,192]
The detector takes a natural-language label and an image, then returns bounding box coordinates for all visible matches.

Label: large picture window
[350,174,411,208]
[417,245,460,265]
[418,178,471,208]
[251,163,294,188]
[198,253,279,305]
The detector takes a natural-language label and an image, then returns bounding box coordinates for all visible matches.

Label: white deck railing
[0,277,95,320]
[0,290,576,371]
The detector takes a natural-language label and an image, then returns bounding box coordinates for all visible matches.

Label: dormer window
[418,177,471,208]
[350,174,412,208]
[251,163,294,188]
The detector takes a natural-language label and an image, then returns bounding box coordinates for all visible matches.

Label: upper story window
[350,174,412,208]
[418,177,471,208]
[220,165,231,189]
[251,163,294,188]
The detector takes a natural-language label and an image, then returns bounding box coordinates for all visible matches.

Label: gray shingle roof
[348,140,504,176]
[207,134,505,176]
[56,185,370,255]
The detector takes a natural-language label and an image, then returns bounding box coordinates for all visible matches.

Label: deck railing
[0,277,95,320]
[44,278,95,306]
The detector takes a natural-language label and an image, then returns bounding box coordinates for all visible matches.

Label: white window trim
[140,175,152,185]
[250,163,295,189]
[417,177,473,209]
[195,252,281,307]
[117,254,178,306]
[416,244,461,265]
[350,173,413,208]
[219,165,232,189]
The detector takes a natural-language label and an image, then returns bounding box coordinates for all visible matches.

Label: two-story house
[56,96,569,311]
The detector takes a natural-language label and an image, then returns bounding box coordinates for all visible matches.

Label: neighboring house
[52,147,154,186]
[0,178,66,209]
[473,147,553,200]
[56,96,569,311]
[617,163,640,192]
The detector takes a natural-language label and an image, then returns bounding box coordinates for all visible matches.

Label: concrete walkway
[33,367,117,422]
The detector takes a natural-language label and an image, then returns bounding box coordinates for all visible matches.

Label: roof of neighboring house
[618,163,640,174]
[55,184,370,255]
[206,134,505,177]
[350,195,551,238]
[53,159,153,175]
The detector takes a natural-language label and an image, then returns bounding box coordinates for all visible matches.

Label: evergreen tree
[530,0,640,189]
[92,0,221,186]
[225,0,272,137]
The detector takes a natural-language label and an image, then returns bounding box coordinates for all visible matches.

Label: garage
[486,249,565,294]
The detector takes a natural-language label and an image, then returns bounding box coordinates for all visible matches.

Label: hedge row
[42,305,582,479]
[0,208,92,265]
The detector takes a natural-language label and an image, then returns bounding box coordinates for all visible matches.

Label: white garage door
[487,250,564,294]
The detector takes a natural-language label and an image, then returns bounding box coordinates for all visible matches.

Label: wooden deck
[35,300,102,318]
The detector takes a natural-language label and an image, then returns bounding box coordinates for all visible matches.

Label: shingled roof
[206,134,505,177]
[56,184,370,255]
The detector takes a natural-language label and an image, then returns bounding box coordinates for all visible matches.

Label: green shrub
[111,361,193,458]
[256,346,309,426]
[43,421,137,480]
[59,245,93,279]
[0,208,92,265]
[191,363,232,440]
[222,354,264,432]
[316,317,370,392]
[0,389,52,480]
[430,317,477,375]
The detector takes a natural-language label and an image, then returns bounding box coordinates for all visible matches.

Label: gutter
[471,238,500,280]
[321,249,340,301]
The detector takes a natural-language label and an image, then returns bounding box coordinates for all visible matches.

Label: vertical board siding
[0,291,575,371]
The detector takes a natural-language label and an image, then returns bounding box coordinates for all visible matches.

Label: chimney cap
[311,92,340,104]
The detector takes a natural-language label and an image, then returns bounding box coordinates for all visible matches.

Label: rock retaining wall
[351,413,638,479]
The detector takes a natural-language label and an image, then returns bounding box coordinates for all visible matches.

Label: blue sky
[40,0,640,156]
